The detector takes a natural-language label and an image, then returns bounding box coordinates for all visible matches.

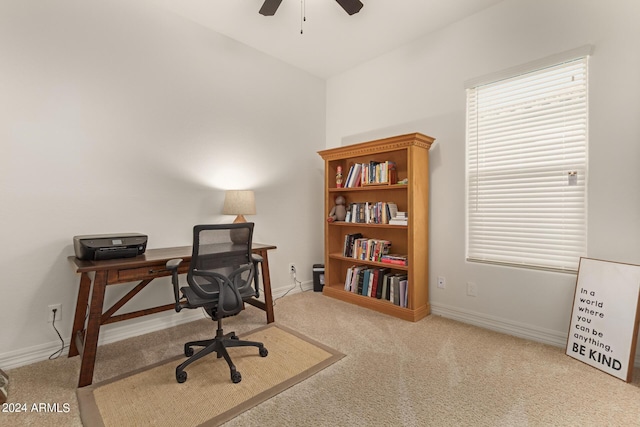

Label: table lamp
[223,190,256,243]
[223,190,256,223]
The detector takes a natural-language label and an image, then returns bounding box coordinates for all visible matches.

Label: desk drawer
[108,264,190,284]
[116,266,170,282]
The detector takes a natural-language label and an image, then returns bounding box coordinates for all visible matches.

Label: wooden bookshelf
[318,133,435,321]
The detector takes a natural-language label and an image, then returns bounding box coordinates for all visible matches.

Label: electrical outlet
[288,263,296,275]
[48,304,62,323]
[437,276,446,289]
[467,282,478,297]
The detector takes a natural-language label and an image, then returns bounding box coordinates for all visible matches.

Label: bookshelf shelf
[328,185,407,193]
[318,133,435,322]
[327,253,410,271]
[330,222,407,229]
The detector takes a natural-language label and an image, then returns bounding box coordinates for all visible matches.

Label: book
[353,237,367,260]
[389,217,408,226]
[361,268,371,296]
[344,266,354,291]
[347,163,362,188]
[368,268,378,297]
[385,161,397,184]
[387,203,398,219]
[389,275,396,305]
[399,277,408,307]
[382,272,392,300]
[390,274,407,306]
[380,258,408,266]
[344,165,354,188]
[380,254,408,266]
[380,275,388,301]
[357,268,367,295]
[343,233,363,257]
[389,210,408,225]
[374,267,389,298]
[350,266,363,293]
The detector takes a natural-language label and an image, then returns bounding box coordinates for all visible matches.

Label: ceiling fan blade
[335,0,363,15]
[259,0,283,16]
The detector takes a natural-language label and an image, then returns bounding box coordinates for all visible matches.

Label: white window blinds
[466,55,588,272]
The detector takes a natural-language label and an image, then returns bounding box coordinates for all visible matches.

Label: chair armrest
[166,258,183,271]
[250,254,263,298]
[166,258,183,311]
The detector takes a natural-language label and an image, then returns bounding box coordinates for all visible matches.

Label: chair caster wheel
[176,370,187,383]
[184,345,194,357]
[259,347,268,357]
[231,371,242,383]
[231,334,239,340]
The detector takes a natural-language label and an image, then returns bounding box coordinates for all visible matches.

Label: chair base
[175,319,268,384]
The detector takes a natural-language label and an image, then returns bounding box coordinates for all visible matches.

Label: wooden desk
[68,243,276,387]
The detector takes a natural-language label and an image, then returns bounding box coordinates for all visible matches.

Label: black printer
[73,233,147,261]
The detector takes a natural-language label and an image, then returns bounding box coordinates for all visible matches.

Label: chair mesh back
[188,223,254,302]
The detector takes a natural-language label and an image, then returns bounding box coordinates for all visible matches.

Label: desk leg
[69,272,91,358]
[260,250,275,324]
[78,270,107,387]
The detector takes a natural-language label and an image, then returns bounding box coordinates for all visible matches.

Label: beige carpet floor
[77,324,344,426]
[5,291,640,426]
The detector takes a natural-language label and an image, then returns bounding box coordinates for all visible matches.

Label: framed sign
[566,257,640,382]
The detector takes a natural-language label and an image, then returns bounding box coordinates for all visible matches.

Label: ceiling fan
[259,0,364,16]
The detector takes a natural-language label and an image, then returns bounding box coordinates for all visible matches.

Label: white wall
[326,0,640,345]
[0,0,325,366]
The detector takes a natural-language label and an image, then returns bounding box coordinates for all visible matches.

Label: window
[466,50,589,272]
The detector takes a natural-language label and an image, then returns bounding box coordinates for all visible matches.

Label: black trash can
[313,264,325,292]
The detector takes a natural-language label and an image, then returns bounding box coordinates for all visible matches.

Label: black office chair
[166,223,268,384]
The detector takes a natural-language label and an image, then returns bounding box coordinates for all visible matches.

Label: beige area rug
[77,324,344,427]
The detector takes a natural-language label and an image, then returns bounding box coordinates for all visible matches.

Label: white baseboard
[0,281,315,371]
[0,310,206,371]
[431,302,640,366]
[271,280,314,299]
[431,302,569,348]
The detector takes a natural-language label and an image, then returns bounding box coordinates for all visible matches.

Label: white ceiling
[160,0,504,79]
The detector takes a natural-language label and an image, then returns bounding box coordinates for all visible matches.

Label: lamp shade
[223,190,256,223]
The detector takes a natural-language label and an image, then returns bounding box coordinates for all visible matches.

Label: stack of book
[343,266,408,307]
[362,160,397,185]
[343,233,391,262]
[389,211,408,226]
[343,163,363,188]
[342,160,397,188]
[380,254,408,266]
[344,201,398,224]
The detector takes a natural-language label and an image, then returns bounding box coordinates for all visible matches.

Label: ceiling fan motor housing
[259,0,363,17]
